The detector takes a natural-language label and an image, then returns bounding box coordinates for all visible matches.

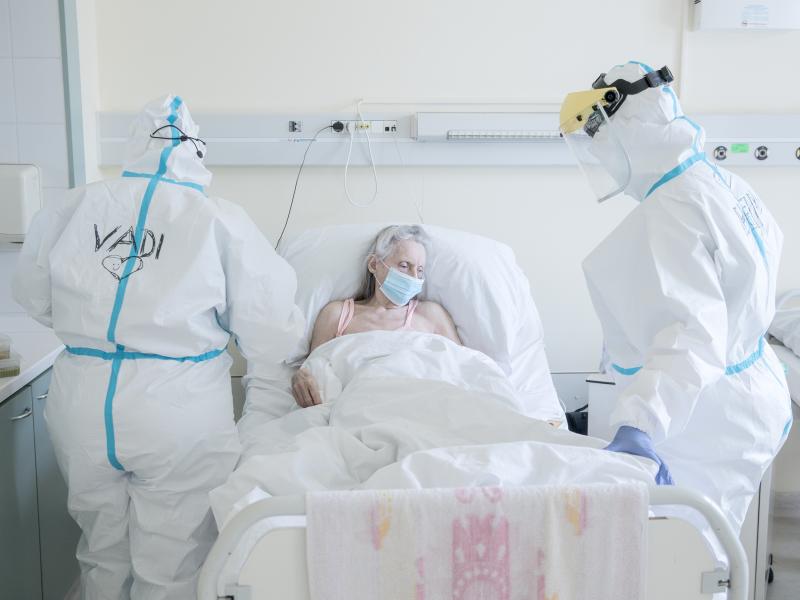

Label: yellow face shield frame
[559,87,620,135]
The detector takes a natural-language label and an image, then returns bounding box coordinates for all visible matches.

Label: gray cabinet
[32,370,81,599]
[0,369,80,600]
[0,385,43,599]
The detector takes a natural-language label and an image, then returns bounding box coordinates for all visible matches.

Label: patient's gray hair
[354,225,430,302]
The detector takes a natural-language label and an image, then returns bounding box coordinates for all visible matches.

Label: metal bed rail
[198,486,748,600]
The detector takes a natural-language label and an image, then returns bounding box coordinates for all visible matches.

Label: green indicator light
[730,143,750,154]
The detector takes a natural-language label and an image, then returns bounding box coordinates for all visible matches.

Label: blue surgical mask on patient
[378,261,424,306]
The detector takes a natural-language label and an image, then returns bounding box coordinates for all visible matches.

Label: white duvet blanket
[210,331,656,527]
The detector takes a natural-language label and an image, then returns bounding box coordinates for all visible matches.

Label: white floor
[767,516,800,600]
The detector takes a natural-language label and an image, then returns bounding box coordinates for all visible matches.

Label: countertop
[0,313,63,403]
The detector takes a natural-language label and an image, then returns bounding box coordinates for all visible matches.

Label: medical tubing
[275,124,333,250]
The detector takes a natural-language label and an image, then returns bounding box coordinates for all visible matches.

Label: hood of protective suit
[594,62,703,202]
[122,94,212,187]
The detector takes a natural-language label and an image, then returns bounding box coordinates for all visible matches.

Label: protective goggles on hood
[589,65,674,129]
[150,123,207,158]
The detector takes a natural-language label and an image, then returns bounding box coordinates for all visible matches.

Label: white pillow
[279,223,565,423]
[771,289,800,357]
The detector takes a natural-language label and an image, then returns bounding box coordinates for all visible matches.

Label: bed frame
[198,486,748,600]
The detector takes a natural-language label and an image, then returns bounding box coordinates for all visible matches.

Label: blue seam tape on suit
[104,351,125,471]
[644,151,706,199]
[622,60,707,197]
[67,346,225,363]
[121,170,206,194]
[612,337,767,377]
[101,97,184,471]
[628,60,768,270]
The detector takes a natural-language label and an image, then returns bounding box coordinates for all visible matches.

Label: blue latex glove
[605,426,674,485]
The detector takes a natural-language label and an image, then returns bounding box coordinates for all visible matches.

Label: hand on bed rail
[605,425,675,485]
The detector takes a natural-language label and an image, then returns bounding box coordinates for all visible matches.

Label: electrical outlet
[331,120,370,132]
[330,120,398,134]
[288,120,302,133]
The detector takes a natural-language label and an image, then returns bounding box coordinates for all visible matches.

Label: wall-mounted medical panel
[697,114,800,167]
[97,112,800,168]
[414,112,561,142]
[97,111,574,167]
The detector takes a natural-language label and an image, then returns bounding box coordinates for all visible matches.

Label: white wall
[79,0,800,372]
[0,0,70,207]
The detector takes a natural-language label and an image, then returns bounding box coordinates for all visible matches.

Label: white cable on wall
[343,98,380,207]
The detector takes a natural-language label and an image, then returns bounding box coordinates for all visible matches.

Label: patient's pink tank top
[336,298,419,337]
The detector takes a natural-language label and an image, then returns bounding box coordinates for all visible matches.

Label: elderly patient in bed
[291,224,461,408]
[206,224,662,525]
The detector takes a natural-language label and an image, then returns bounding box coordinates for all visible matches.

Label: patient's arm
[417,301,462,345]
[292,302,341,408]
[309,301,342,353]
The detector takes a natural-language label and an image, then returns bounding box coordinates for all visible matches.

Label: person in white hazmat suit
[12,95,304,599]
[559,61,792,532]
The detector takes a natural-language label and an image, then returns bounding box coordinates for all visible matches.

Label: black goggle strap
[149,124,206,158]
[591,66,674,118]
[603,66,674,96]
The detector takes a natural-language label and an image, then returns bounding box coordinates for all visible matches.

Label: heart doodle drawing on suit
[102,255,144,281]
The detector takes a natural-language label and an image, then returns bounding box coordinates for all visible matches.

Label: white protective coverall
[12,95,303,599]
[582,62,793,531]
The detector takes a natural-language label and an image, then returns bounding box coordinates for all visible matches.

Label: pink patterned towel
[306,483,648,600]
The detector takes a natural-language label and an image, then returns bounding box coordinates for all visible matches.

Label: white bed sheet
[213,330,656,528]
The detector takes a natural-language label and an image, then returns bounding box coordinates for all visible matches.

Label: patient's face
[377,240,426,281]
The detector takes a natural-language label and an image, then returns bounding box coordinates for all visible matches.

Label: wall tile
[0,122,17,161]
[17,122,68,187]
[0,56,15,121]
[0,0,11,58]
[8,0,60,58]
[13,57,64,123]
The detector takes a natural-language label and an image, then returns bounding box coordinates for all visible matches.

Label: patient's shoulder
[317,300,345,323]
[416,300,461,344]
[310,301,345,352]
[416,300,450,319]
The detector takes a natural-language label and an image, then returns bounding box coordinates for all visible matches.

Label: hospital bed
[202,225,747,599]
[198,486,748,600]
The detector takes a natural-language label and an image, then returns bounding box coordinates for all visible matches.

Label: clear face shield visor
[559,88,632,203]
